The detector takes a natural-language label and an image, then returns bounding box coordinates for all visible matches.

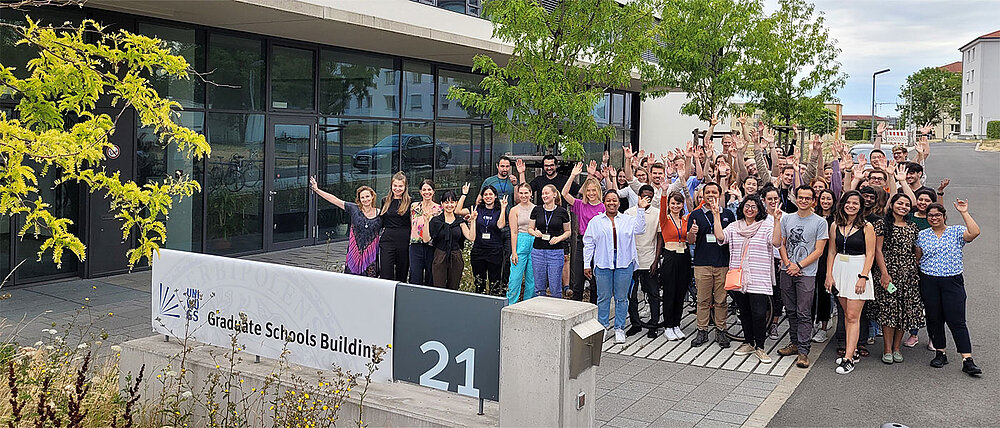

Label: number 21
[418,341,480,398]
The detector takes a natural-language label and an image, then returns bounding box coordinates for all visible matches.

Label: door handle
[269,190,278,195]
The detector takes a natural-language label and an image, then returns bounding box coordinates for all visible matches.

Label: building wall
[960,38,1000,137]
[638,93,731,154]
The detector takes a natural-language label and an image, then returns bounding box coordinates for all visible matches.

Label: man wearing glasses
[774,185,829,368]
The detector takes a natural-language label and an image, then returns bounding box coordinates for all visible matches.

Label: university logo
[157,283,181,319]
[185,287,203,321]
[157,283,203,321]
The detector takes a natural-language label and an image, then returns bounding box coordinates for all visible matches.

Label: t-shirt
[571,199,606,235]
[530,174,578,207]
[530,205,571,250]
[688,208,736,267]
[473,205,503,250]
[906,212,930,230]
[916,225,967,276]
[625,205,660,270]
[380,199,411,245]
[779,212,830,276]
[481,175,515,208]
[429,215,467,251]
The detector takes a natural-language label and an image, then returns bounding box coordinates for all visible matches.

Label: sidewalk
[0,241,814,427]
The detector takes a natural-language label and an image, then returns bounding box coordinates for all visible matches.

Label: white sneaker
[672,327,686,339]
[604,327,614,342]
[615,329,626,344]
[812,329,828,343]
[664,327,678,341]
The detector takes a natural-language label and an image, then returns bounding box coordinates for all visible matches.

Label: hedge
[844,128,871,141]
[988,120,1000,139]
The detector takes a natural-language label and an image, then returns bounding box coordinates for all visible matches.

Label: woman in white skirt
[824,190,875,375]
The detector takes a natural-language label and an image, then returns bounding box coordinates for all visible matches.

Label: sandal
[836,347,846,357]
[857,346,870,357]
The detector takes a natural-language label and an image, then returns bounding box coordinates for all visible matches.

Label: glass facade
[0,6,638,285]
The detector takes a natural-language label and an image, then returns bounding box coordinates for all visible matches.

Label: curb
[741,316,837,428]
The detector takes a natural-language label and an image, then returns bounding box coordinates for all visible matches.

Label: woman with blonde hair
[530,184,572,298]
[564,161,606,303]
[310,178,381,277]
[379,171,412,281]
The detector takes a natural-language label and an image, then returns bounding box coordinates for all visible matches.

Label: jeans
[628,269,659,329]
[732,291,770,349]
[919,273,972,353]
[595,262,636,330]
[507,232,535,304]
[532,248,564,298]
[779,272,815,355]
[408,243,435,285]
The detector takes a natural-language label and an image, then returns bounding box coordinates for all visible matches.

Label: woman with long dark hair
[872,193,923,364]
[658,191,691,341]
[429,191,476,290]
[310,178,381,277]
[379,172,412,281]
[811,188,837,343]
[825,190,875,375]
[409,179,440,285]
[470,185,508,295]
[916,200,982,376]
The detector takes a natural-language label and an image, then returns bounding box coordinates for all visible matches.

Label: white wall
[638,93,730,154]
[960,39,1000,137]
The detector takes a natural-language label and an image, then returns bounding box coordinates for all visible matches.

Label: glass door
[265,116,316,250]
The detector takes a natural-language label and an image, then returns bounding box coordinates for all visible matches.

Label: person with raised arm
[506,183,536,304]
[916,199,982,376]
[310,177,381,277]
[625,185,661,339]
[529,184,572,299]
[429,191,477,290]
[409,179,441,285]
[584,190,650,344]
[564,161,606,303]
[825,190,876,375]
[470,185,508,295]
[687,181,736,348]
[872,193,923,365]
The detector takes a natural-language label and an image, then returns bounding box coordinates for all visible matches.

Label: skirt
[831,253,874,301]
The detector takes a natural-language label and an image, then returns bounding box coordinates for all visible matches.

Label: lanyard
[543,208,555,231]
[841,224,855,252]
[669,214,684,243]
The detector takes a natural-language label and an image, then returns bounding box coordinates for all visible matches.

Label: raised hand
[637,195,652,209]
[894,164,907,183]
[919,124,932,135]
[309,176,319,191]
[516,158,526,175]
[607,166,618,182]
[792,123,799,135]
[954,198,969,213]
[587,160,598,177]
[500,195,509,210]
[738,114,748,125]
[811,135,823,153]
[858,153,868,169]
[602,150,610,164]
[832,139,844,157]
[638,149,646,160]
[710,114,719,127]
[842,151,854,170]
[689,223,700,235]
[647,152,656,166]
[462,182,470,195]
[938,178,950,192]
[468,207,478,222]
[572,162,584,177]
[685,141,695,158]
[762,127,776,145]
[623,145,634,160]
[877,121,888,135]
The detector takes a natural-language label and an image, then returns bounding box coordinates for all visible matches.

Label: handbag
[725,231,754,291]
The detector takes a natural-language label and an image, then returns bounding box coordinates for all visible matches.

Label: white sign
[151,249,396,381]
[885,130,908,146]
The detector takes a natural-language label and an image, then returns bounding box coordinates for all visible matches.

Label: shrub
[987,120,1000,139]
[844,128,868,141]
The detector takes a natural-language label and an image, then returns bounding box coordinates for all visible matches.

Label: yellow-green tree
[0,17,210,268]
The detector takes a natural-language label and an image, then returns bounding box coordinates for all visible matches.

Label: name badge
[705,235,717,244]
[839,254,850,262]
[541,234,551,241]
[481,232,491,240]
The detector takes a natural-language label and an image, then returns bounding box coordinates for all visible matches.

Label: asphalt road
[768,142,999,427]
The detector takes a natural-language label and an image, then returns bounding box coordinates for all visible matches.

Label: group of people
[311,117,982,377]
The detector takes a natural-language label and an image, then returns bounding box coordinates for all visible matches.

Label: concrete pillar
[499,298,599,427]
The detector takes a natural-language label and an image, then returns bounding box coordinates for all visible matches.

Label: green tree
[644,0,767,121]
[447,0,655,160]
[0,18,209,267]
[748,0,846,141]
[799,103,837,136]
[899,67,961,127]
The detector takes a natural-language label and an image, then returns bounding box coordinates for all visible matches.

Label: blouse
[429,215,467,252]
[583,210,647,269]
[722,221,775,295]
[410,201,442,244]
[381,199,411,245]
[916,225,967,276]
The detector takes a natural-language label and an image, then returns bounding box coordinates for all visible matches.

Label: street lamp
[871,68,890,143]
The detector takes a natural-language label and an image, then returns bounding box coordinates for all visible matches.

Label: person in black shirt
[687,182,736,348]
[520,155,579,207]
[379,172,412,281]
[471,185,508,295]
[429,191,476,290]
[528,184,572,298]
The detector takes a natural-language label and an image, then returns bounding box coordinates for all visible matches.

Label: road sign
[106,144,120,159]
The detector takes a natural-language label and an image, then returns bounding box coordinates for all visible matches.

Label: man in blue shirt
[687,182,736,348]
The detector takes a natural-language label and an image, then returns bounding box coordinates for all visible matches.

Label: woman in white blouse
[584,190,651,344]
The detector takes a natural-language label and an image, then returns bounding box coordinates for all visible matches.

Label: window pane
[438,70,485,119]
[624,93,633,129]
[205,113,265,254]
[0,9,82,97]
[435,122,488,195]
[319,50,398,117]
[137,23,205,109]
[403,61,433,119]
[208,34,264,110]
[593,93,609,125]
[15,165,79,280]
[611,93,624,126]
[401,121,437,186]
[271,46,315,110]
[136,112,205,252]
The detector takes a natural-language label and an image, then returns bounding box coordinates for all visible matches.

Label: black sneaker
[625,325,643,337]
[646,329,659,339]
[716,330,731,349]
[930,351,949,368]
[691,330,709,347]
[962,358,983,376]
[835,358,855,375]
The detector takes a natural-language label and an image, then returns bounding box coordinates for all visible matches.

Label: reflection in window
[593,93,609,125]
[208,34,264,110]
[15,165,79,280]
[205,113,265,254]
[401,121,437,184]
[403,61,433,119]
[319,50,398,117]
[271,46,315,110]
[137,23,205,109]
[136,112,205,252]
[435,122,488,194]
[611,93,624,126]
[438,70,485,119]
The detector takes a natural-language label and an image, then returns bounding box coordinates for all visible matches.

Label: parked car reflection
[351,134,451,173]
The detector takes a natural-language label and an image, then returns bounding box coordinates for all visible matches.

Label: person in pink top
[563,161,606,304]
[710,194,781,364]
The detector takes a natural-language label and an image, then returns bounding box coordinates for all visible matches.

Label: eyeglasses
[927,213,944,218]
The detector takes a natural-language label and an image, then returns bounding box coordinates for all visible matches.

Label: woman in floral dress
[873,193,924,364]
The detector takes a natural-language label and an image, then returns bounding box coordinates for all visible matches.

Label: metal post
[255,355,261,364]
[872,69,890,143]
[477,398,484,415]
[164,335,169,342]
